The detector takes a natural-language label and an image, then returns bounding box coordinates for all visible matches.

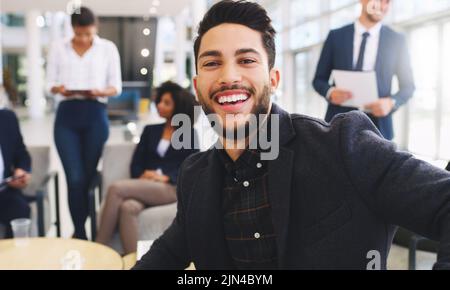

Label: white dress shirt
[327,21,383,99]
[46,35,122,103]
[0,145,4,183]
[353,20,382,71]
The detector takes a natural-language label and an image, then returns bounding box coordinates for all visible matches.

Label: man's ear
[269,68,280,93]
[193,76,198,91]
[193,76,199,101]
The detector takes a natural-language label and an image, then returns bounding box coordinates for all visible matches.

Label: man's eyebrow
[235,48,261,57]
[198,50,222,59]
[198,48,262,59]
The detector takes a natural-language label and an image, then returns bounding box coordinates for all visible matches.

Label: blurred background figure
[312,0,415,140]
[47,6,122,239]
[96,81,199,254]
[0,106,32,238]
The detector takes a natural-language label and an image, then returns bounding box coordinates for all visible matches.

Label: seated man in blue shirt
[0,108,32,238]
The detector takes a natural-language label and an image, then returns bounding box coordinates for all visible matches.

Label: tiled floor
[387,245,436,270]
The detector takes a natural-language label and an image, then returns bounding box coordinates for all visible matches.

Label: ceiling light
[36,15,45,28]
[140,68,148,75]
[143,28,151,36]
[141,49,150,57]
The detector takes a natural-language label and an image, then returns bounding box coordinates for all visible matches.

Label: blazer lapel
[189,151,234,269]
[345,24,355,70]
[268,147,294,267]
[149,124,164,151]
[375,26,388,96]
[267,104,296,267]
[0,121,10,178]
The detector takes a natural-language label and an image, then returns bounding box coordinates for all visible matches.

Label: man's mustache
[209,85,256,100]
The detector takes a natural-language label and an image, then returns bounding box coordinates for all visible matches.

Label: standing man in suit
[133,0,450,270]
[313,0,415,140]
[0,108,31,238]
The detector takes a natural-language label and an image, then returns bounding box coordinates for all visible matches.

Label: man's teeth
[217,94,249,104]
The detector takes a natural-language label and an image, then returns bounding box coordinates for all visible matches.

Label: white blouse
[156,139,171,158]
[46,35,122,103]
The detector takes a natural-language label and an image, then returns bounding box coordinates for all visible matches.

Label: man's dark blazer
[0,109,31,181]
[134,103,450,270]
[313,23,415,140]
[130,123,199,185]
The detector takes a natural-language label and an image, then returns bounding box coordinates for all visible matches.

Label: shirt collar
[354,20,382,38]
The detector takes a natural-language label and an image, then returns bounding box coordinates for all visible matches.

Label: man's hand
[8,168,31,189]
[329,88,353,105]
[364,98,395,117]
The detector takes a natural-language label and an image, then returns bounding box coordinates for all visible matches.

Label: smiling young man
[134,0,450,270]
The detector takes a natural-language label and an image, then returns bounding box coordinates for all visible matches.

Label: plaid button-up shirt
[218,149,278,269]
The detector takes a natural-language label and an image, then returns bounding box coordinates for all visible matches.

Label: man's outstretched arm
[338,111,450,269]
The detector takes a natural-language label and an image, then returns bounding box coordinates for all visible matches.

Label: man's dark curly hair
[193,0,276,72]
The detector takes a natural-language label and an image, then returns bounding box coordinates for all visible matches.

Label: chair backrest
[23,146,50,197]
[22,145,51,236]
[101,143,136,198]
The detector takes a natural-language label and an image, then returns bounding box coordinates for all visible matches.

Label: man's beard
[199,84,272,140]
[367,13,383,23]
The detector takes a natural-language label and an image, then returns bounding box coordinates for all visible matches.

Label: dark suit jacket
[0,109,31,180]
[313,23,415,140]
[130,123,199,185]
[134,104,450,270]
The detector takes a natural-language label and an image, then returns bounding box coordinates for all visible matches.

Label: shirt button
[243,181,250,187]
[254,232,261,239]
[256,163,262,168]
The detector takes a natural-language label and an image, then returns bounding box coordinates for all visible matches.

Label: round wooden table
[122,252,137,270]
[0,238,123,270]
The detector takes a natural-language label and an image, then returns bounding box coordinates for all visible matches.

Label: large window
[329,4,360,29]
[407,24,440,157]
[406,20,450,160]
[393,0,450,22]
[440,21,450,159]
[290,0,321,25]
[294,49,326,118]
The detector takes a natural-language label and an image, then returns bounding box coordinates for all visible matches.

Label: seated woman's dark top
[130,123,199,185]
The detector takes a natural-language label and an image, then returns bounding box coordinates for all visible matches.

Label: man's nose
[218,63,242,85]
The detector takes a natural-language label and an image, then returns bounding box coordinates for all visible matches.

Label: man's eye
[203,61,219,67]
[240,59,256,64]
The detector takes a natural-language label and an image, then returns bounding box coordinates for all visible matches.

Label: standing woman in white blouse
[46,7,122,240]
[96,82,199,254]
